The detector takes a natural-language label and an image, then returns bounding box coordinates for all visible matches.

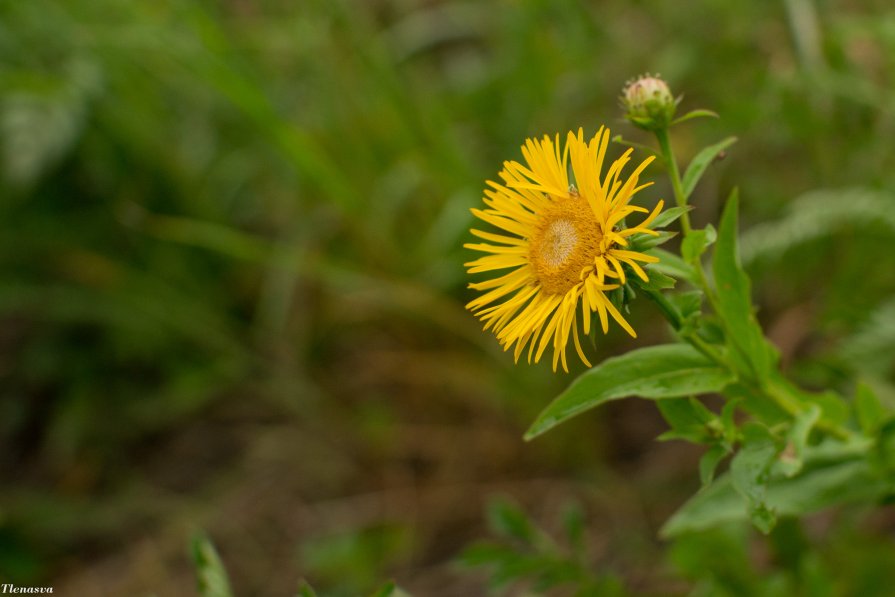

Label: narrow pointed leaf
[192,533,234,597]
[700,444,730,487]
[712,190,777,378]
[682,136,737,198]
[681,224,717,263]
[630,230,677,251]
[369,582,398,597]
[525,344,734,440]
[777,405,821,477]
[649,205,692,230]
[662,459,886,537]
[730,426,778,533]
[634,269,676,291]
[646,248,696,283]
[671,108,720,126]
[856,382,887,435]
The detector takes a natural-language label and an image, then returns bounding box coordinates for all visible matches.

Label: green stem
[655,127,692,235]
[686,333,730,370]
[652,129,738,372]
[651,125,855,443]
[640,286,683,330]
[654,127,726,323]
[766,379,854,442]
[641,286,731,370]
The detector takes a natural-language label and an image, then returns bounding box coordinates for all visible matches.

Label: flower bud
[621,74,677,131]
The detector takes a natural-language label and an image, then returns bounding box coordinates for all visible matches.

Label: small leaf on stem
[682,136,738,198]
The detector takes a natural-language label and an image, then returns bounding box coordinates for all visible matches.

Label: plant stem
[641,286,731,370]
[640,286,683,330]
[765,379,854,441]
[654,127,692,235]
[686,334,731,370]
[653,126,726,321]
[650,125,855,443]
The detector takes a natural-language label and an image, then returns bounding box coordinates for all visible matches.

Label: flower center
[540,219,578,267]
[529,194,604,294]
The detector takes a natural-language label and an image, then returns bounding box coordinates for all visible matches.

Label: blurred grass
[1,0,895,594]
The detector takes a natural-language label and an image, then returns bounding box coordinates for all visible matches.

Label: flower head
[622,74,677,130]
[465,128,664,372]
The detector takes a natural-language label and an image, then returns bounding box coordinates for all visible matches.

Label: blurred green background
[2,0,895,594]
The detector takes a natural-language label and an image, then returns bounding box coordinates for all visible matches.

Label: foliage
[525,80,895,541]
[461,498,624,596]
[512,46,895,590]
[2,0,895,594]
[193,532,407,597]
[192,533,234,597]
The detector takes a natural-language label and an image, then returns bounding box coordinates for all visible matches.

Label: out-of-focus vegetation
[1,0,894,594]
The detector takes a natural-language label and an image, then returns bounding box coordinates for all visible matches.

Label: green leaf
[191,533,233,597]
[662,459,887,537]
[719,398,741,444]
[634,269,676,291]
[671,108,720,126]
[700,444,730,487]
[561,502,585,555]
[487,498,536,543]
[296,581,319,597]
[875,420,895,468]
[840,298,895,377]
[460,542,515,567]
[629,230,677,251]
[681,224,717,263]
[646,248,696,283]
[525,344,734,439]
[776,405,821,478]
[856,382,888,435]
[740,188,895,266]
[712,190,777,378]
[649,205,692,230]
[657,397,716,444]
[681,136,738,198]
[670,291,704,322]
[770,374,849,427]
[369,581,401,597]
[661,474,746,537]
[730,425,779,533]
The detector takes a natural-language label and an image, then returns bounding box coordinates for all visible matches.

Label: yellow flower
[465,127,664,372]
